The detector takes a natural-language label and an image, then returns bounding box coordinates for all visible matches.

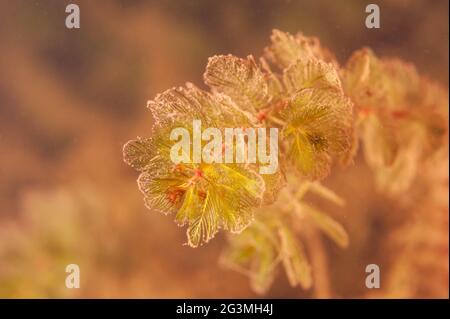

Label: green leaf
[308,182,345,207]
[361,114,397,168]
[148,84,243,128]
[283,59,342,93]
[137,167,186,216]
[343,48,387,109]
[260,57,284,98]
[203,164,264,233]
[374,123,426,195]
[221,215,278,294]
[137,161,265,247]
[264,29,337,69]
[301,203,349,248]
[260,168,286,204]
[123,137,155,171]
[284,125,330,179]
[343,48,422,111]
[185,188,220,247]
[278,225,312,289]
[125,83,267,248]
[281,88,353,179]
[204,55,270,113]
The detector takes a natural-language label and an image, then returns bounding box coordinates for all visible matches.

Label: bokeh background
[0,0,448,298]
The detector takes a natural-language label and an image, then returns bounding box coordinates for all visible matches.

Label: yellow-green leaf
[278,225,312,289]
[264,29,337,69]
[283,59,342,93]
[301,203,349,248]
[204,54,270,113]
[281,88,353,179]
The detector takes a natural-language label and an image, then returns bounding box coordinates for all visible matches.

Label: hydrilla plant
[123,30,448,295]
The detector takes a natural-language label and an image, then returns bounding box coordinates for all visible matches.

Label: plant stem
[304,225,332,298]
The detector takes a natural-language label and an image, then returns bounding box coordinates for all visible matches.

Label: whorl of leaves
[343,48,448,194]
[123,28,448,295]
